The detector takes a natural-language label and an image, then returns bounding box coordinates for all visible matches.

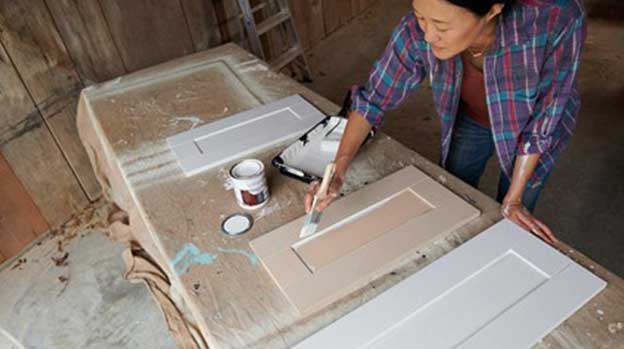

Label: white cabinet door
[250,166,480,314]
[167,95,325,176]
[295,219,606,349]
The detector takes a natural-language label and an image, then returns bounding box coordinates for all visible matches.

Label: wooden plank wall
[0,153,49,262]
[289,0,377,49]
[0,0,377,261]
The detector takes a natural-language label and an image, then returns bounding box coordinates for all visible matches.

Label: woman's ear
[485,3,505,21]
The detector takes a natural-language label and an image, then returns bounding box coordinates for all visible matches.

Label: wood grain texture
[1,125,88,227]
[215,0,246,46]
[322,0,352,35]
[0,0,82,114]
[0,0,101,202]
[0,153,48,260]
[0,42,87,227]
[288,0,325,49]
[350,0,376,16]
[45,0,126,84]
[212,0,233,42]
[47,98,102,200]
[98,0,195,71]
[0,42,36,141]
[180,0,223,51]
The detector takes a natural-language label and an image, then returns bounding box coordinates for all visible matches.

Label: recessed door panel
[295,219,607,349]
[250,166,481,314]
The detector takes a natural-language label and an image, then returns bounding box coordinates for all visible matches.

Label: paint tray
[272,115,374,183]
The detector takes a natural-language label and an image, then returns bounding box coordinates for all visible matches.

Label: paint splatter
[218,168,234,190]
[239,64,269,73]
[171,116,203,129]
[171,243,217,274]
[608,322,623,334]
[438,175,447,184]
[255,200,290,221]
[87,77,122,92]
[217,247,258,265]
[119,141,181,190]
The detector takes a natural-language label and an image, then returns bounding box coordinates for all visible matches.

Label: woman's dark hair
[445,0,515,16]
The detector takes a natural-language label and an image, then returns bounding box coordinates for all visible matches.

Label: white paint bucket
[229,159,270,210]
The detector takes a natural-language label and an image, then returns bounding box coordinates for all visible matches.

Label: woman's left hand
[502,200,558,245]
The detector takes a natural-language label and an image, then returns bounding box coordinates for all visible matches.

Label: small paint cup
[229,159,270,210]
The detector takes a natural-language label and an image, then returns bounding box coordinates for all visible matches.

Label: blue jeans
[444,114,549,212]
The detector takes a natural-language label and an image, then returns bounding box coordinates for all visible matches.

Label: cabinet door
[250,166,480,314]
[167,95,325,176]
[0,154,48,262]
[295,219,606,349]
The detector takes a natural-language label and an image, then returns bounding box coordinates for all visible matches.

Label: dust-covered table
[77,43,624,348]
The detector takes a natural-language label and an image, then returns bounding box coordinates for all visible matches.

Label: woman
[305,0,586,244]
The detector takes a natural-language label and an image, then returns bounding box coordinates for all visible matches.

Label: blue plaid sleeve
[517,14,586,155]
[349,14,426,129]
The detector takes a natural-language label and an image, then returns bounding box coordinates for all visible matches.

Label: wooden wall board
[0,0,82,113]
[167,94,326,176]
[98,0,195,72]
[295,219,607,349]
[45,0,127,84]
[180,0,223,52]
[288,0,326,50]
[0,40,87,227]
[47,99,102,200]
[0,42,36,135]
[1,126,88,227]
[0,153,48,261]
[350,0,376,16]
[0,0,100,202]
[215,0,247,45]
[322,0,353,36]
[212,0,234,43]
[250,165,480,314]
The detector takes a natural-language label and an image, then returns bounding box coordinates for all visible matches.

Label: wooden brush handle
[317,163,336,200]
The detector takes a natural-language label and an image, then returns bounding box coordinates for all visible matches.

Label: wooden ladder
[237,0,312,81]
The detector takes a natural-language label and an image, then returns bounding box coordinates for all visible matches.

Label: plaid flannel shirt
[350,0,586,185]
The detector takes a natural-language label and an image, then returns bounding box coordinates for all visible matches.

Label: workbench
[77,43,624,348]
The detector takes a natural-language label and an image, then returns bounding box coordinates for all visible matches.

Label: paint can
[229,159,270,210]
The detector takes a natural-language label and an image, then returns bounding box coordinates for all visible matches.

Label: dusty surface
[76,42,624,348]
[305,0,624,278]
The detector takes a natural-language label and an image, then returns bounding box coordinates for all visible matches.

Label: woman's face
[412,0,502,60]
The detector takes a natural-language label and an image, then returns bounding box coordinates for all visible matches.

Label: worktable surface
[77,43,624,348]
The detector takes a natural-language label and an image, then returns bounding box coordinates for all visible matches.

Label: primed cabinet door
[167,95,325,176]
[295,219,607,349]
[250,166,480,314]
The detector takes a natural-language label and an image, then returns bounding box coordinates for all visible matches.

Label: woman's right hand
[303,110,372,213]
[304,175,344,213]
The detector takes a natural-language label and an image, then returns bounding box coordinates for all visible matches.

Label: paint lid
[231,159,264,178]
[221,213,253,236]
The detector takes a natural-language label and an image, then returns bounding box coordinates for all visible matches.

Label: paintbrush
[300,163,336,238]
